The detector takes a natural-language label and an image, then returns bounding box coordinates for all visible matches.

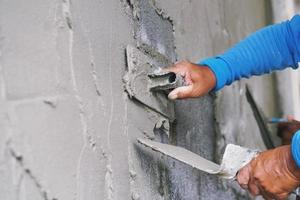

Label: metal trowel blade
[137,138,258,179]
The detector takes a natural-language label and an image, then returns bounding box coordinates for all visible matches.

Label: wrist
[200,65,216,92]
[286,145,300,179]
[199,57,231,91]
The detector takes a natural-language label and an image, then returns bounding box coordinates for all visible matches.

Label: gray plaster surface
[0,0,277,200]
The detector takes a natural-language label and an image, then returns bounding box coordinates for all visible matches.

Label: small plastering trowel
[137,138,258,179]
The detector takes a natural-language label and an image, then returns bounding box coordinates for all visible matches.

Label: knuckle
[263,186,278,197]
[249,188,260,196]
[176,91,185,98]
[237,175,246,185]
[177,60,188,66]
[180,60,191,67]
[237,171,249,185]
[181,60,189,64]
[253,172,262,180]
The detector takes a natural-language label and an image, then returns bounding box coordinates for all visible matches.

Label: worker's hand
[163,60,216,100]
[278,118,300,145]
[237,145,300,200]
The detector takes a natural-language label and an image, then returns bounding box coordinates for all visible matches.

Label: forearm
[200,15,300,91]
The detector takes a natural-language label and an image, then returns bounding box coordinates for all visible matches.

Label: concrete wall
[0,0,276,199]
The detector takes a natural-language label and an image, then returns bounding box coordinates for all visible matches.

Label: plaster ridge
[75,143,86,197]
[8,145,57,200]
[121,96,139,199]
[220,1,232,45]
[62,0,72,30]
[0,64,6,101]
[77,12,103,98]
[203,2,214,52]
[63,4,112,199]
[124,0,136,13]
[122,96,138,198]
[0,29,6,100]
[62,1,96,199]
[62,0,88,144]
[76,7,106,151]
[15,172,24,200]
[7,95,68,105]
[53,1,62,85]
[124,0,134,11]
[85,28,103,98]
[105,12,115,200]
[105,163,114,200]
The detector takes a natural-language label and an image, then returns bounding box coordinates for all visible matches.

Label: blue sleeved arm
[199,15,300,91]
[292,131,300,168]
[199,15,300,166]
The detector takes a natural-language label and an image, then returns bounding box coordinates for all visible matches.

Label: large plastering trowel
[138,138,258,179]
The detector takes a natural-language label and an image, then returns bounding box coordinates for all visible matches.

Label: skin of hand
[163,60,216,100]
[237,145,300,200]
[277,119,300,145]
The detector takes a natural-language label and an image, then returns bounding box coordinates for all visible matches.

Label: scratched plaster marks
[0,114,13,199]
[61,1,102,200]
[64,1,114,199]
[124,0,178,198]
[64,0,135,199]
[10,97,83,199]
[0,28,5,101]
[8,145,57,200]
[0,25,7,157]
[70,4,109,200]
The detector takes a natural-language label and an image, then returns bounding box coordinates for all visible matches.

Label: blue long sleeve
[199,15,300,167]
[200,15,300,91]
[292,131,300,168]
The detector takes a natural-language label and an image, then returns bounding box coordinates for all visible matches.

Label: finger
[260,190,274,200]
[258,185,275,200]
[275,193,289,200]
[248,183,260,196]
[248,179,260,196]
[237,165,251,186]
[168,85,193,100]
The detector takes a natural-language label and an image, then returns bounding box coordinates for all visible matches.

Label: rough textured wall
[0,0,274,200]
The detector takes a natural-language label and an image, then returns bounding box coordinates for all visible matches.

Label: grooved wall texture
[0,0,276,200]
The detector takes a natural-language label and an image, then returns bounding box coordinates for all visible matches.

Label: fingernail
[168,93,178,100]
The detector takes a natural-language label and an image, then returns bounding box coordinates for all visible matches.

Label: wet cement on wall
[0,0,277,199]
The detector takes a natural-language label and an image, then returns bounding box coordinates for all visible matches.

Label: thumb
[168,85,193,100]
